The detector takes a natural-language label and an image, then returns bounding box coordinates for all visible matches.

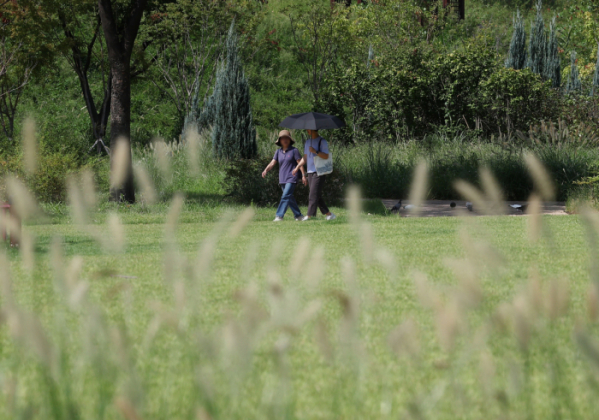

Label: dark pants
[276,183,302,218]
[307,172,330,217]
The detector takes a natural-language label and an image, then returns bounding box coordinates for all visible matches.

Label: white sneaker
[325,213,336,221]
[295,215,304,221]
[273,217,284,222]
[301,216,311,221]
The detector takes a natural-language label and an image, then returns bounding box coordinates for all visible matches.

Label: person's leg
[276,183,294,218]
[286,184,303,218]
[316,175,330,215]
[307,173,319,217]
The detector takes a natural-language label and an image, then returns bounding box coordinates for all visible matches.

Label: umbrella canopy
[279,112,345,130]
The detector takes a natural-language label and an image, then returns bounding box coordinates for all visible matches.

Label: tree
[287,0,351,104]
[544,16,560,88]
[566,51,582,95]
[0,25,36,140]
[150,0,229,135]
[98,0,148,203]
[201,22,256,160]
[505,9,526,70]
[56,2,112,153]
[526,0,545,77]
[0,1,49,141]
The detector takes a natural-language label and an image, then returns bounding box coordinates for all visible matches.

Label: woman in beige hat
[262,130,307,221]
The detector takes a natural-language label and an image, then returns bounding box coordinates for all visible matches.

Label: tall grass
[3,130,599,419]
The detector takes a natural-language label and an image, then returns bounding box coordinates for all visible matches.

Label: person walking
[262,130,306,222]
[293,129,336,221]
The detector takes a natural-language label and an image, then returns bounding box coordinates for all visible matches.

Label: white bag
[313,138,333,176]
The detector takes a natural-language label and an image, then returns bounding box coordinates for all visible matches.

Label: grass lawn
[1,203,598,419]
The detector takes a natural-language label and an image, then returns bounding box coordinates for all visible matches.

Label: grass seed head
[480,167,506,215]
[346,185,362,226]
[527,194,542,242]
[6,176,40,221]
[19,231,35,273]
[388,318,420,359]
[0,250,14,307]
[478,349,496,397]
[81,169,98,209]
[588,283,599,323]
[184,124,200,176]
[107,213,125,254]
[67,175,88,225]
[111,137,132,190]
[513,294,533,351]
[454,180,489,215]
[304,246,324,292]
[152,138,172,182]
[413,271,441,310]
[288,237,310,278]
[435,298,462,352]
[228,207,255,238]
[546,278,569,321]
[315,317,334,362]
[408,159,429,215]
[165,193,185,238]
[524,152,555,201]
[22,117,37,175]
[133,164,158,205]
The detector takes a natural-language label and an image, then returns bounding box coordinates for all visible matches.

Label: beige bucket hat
[276,130,295,147]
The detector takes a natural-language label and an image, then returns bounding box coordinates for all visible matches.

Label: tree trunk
[98,0,147,204]
[109,61,135,202]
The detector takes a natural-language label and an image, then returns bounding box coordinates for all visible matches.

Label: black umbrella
[279,112,345,130]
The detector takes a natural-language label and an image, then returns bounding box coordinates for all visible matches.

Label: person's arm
[308,140,329,159]
[292,155,306,176]
[262,159,277,178]
[296,158,307,185]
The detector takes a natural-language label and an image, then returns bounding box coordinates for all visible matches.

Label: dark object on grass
[391,200,402,213]
[510,203,528,213]
[450,202,456,208]
[279,112,346,130]
[466,202,473,212]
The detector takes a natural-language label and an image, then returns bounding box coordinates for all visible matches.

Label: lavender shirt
[274,146,302,184]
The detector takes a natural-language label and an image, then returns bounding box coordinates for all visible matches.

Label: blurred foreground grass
[2,202,599,419]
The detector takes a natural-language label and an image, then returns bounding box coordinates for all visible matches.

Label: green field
[2,202,599,419]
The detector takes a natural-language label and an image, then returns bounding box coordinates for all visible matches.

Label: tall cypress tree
[566,51,582,94]
[186,22,256,159]
[544,17,561,88]
[592,43,599,97]
[506,9,527,70]
[526,0,546,77]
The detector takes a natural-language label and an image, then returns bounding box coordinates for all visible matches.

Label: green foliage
[202,22,257,160]
[506,9,527,70]
[322,42,559,138]
[477,68,560,133]
[0,151,108,202]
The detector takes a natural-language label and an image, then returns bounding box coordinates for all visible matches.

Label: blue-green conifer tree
[566,51,582,94]
[544,17,561,88]
[505,9,527,70]
[526,0,546,77]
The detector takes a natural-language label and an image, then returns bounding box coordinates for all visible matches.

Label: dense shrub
[476,68,560,134]
[321,43,560,140]
[0,152,109,203]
